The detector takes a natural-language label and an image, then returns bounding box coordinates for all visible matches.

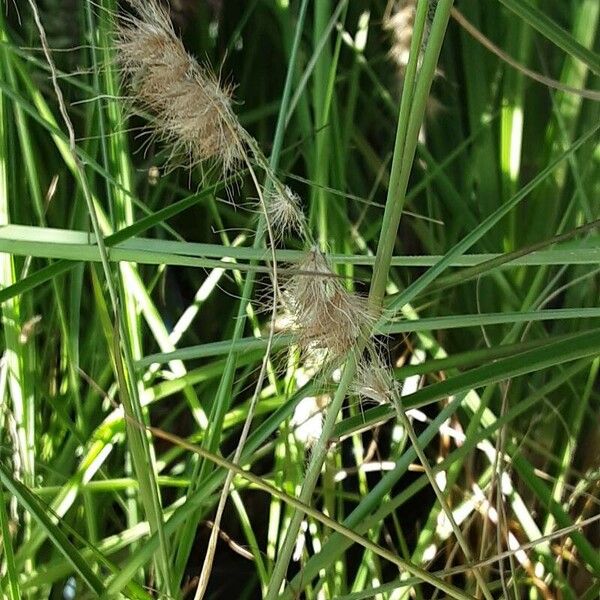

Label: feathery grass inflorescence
[115,0,246,174]
[350,348,400,406]
[263,184,307,244]
[384,0,436,72]
[282,247,376,362]
[384,0,417,72]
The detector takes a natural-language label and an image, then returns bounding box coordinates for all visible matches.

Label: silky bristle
[384,0,436,73]
[384,0,416,72]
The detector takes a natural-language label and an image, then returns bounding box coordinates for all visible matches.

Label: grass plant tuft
[0,0,598,598]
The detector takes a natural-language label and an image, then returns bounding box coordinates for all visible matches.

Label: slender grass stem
[391,397,493,600]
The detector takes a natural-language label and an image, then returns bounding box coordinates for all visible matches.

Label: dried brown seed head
[384,0,436,72]
[352,352,399,405]
[283,248,375,360]
[115,0,245,174]
[264,185,307,244]
[384,0,416,72]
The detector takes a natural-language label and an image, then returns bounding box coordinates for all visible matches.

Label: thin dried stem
[390,390,495,600]
[452,7,600,101]
[194,158,280,600]
[114,4,286,595]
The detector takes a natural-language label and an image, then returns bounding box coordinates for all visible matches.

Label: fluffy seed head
[384,0,435,72]
[351,352,400,405]
[384,1,416,71]
[264,185,306,243]
[283,247,375,360]
[115,0,244,173]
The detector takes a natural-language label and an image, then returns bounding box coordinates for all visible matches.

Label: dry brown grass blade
[451,7,600,101]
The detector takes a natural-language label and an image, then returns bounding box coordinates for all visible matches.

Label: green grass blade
[0,463,107,597]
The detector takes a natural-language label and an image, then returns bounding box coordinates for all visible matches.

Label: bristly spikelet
[351,351,400,405]
[384,0,416,72]
[115,0,245,174]
[283,247,376,361]
[265,185,307,244]
[384,0,436,72]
